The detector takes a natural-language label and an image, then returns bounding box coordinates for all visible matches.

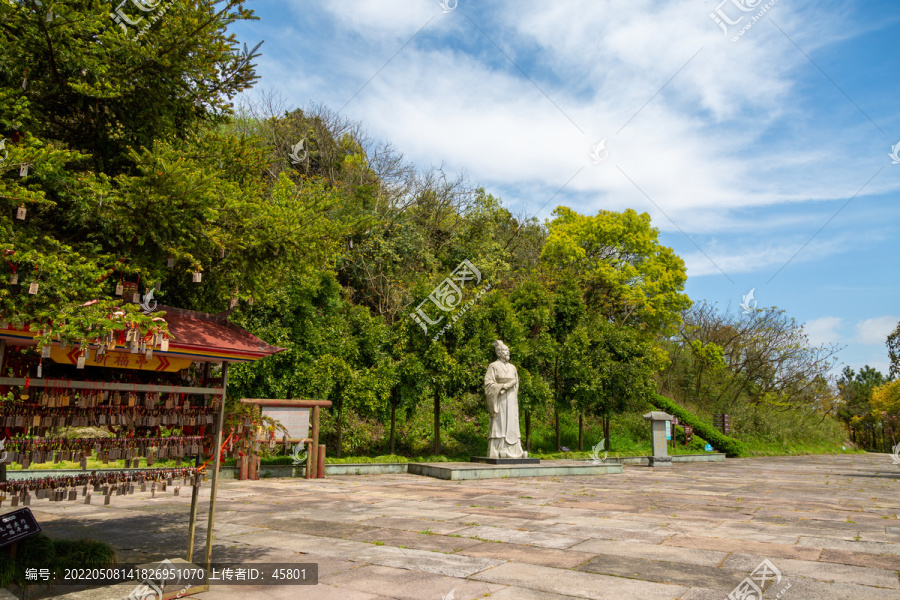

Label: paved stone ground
[16,454,900,599]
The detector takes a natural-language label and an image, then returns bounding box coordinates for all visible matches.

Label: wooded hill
[1,1,874,459]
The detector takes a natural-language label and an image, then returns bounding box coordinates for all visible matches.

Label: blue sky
[227,0,900,376]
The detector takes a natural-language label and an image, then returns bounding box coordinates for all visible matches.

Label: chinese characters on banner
[48,346,191,372]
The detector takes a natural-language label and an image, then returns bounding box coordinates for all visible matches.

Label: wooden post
[310,405,320,476]
[305,442,314,479]
[317,444,325,479]
[204,362,228,566]
[248,454,258,480]
[185,454,201,562]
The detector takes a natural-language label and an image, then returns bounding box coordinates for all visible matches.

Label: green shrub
[0,534,117,590]
[650,394,747,457]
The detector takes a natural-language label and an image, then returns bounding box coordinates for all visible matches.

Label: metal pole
[186,362,211,563]
[185,453,201,562]
[204,362,228,566]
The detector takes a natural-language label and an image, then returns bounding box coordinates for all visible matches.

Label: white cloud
[316,0,438,36]
[241,0,900,270]
[804,316,843,345]
[680,231,849,278]
[855,316,898,345]
[274,0,900,234]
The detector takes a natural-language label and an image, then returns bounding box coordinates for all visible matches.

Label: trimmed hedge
[650,394,747,458]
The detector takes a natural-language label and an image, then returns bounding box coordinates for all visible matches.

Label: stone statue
[483,340,527,459]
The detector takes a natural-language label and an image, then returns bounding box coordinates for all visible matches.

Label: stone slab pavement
[7,454,900,599]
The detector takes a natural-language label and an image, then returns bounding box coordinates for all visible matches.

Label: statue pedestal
[470,457,540,465]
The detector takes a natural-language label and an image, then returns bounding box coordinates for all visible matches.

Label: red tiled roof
[0,305,285,364]
[156,305,285,362]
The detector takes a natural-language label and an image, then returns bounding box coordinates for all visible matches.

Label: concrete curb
[407,461,624,480]
[4,454,725,481]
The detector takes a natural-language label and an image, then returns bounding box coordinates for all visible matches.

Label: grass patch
[0,534,117,591]
[742,439,865,456]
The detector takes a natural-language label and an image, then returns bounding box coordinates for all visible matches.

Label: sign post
[240,399,333,479]
[643,411,675,467]
[0,508,41,549]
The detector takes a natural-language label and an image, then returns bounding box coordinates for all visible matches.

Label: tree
[871,380,900,448]
[228,271,392,458]
[661,302,842,414]
[838,366,889,449]
[420,342,459,455]
[510,277,556,451]
[887,321,900,379]
[388,350,423,455]
[541,207,691,336]
[561,317,662,451]
[0,1,342,351]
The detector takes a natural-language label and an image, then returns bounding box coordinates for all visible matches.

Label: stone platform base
[648,455,673,467]
[408,460,622,481]
[470,456,541,465]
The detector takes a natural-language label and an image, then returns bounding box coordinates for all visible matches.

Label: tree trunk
[695,367,702,404]
[390,393,397,456]
[525,410,531,452]
[578,412,584,451]
[555,408,560,450]
[603,415,610,451]
[433,393,441,455]
[336,403,343,458]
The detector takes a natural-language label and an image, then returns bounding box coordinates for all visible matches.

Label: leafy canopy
[0,1,343,348]
[541,206,690,336]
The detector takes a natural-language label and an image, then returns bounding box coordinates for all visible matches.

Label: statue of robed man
[484,340,527,459]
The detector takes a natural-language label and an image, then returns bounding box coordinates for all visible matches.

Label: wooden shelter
[0,304,284,568]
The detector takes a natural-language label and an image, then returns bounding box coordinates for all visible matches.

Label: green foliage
[0,1,344,349]
[871,379,900,445]
[837,365,892,450]
[562,318,663,418]
[659,301,846,453]
[2,1,841,463]
[887,321,900,379]
[541,206,691,336]
[0,534,117,590]
[650,393,747,457]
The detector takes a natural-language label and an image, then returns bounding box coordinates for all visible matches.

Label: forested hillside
[222,99,860,458]
[1,1,887,460]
